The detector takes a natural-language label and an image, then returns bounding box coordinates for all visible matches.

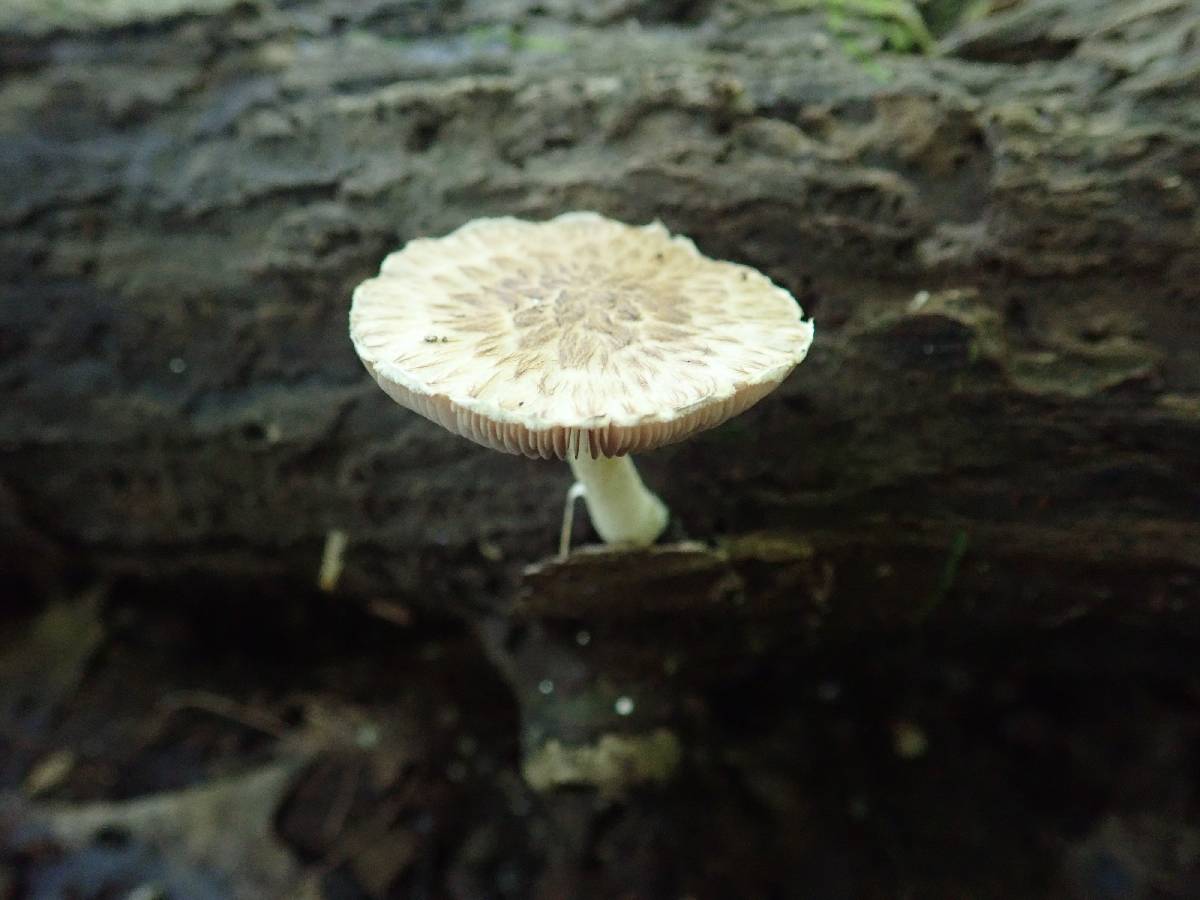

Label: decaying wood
[1,0,1197,628]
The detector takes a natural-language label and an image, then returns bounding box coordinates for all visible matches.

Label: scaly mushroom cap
[350,212,813,459]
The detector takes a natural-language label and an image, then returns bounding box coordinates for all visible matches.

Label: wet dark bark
[4,2,1200,896]
[4,0,1197,624]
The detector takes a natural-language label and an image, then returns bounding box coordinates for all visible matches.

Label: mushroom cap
[349,212,814,460]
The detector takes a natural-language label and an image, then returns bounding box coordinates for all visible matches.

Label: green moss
[772,0,935,55]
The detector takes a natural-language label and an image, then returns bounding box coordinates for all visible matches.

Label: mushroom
[349,212,813,550]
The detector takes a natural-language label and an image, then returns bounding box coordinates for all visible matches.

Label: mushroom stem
[567,453,669,547]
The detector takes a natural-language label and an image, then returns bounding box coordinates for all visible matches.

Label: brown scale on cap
[350,212,813,460]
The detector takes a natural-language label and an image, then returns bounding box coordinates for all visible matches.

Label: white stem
[567,454,669,547]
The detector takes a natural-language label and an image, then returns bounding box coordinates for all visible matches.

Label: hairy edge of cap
[362,357,797,460]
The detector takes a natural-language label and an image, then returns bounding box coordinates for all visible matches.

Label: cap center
[498,265,695,371]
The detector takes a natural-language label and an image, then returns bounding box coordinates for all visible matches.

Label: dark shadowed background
[2,0,1199,897]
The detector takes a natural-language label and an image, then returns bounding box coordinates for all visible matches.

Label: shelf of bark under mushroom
[507,536,832,701]
[486,537,828,796]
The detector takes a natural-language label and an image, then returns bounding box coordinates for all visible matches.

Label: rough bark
[4,4,1200,896]
[2,0,1198,627]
